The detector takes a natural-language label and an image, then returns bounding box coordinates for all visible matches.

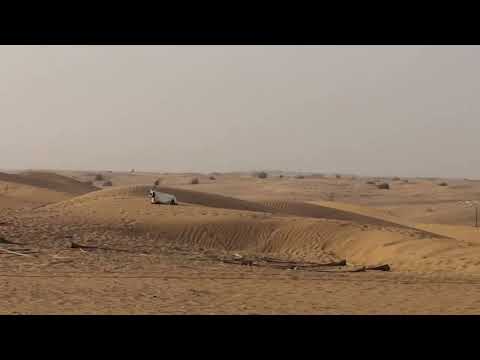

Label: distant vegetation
[438,182,448,186]
[191,178,200,185]
[392,177,401,181]
[209,176,216,180]
[95,174,104,181]
[102,180,113,187]
[295,175,305,179]
[154,179,161,186]
[255,171,268,179]
[377,183,390,190]
[279,175,284,178]
[366,180,376,185]
[335,174,341,179]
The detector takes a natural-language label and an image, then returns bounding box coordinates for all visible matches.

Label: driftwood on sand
[0,247,33,257]
[215,254,390,273]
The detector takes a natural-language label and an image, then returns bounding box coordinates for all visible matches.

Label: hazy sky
[1,45,479,177]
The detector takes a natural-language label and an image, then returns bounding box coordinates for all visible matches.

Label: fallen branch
[70,242,97,250]
[0,236,16,245]
[366,264,391,272]
[70,241,132,253]
[0,248,32,257]
[0,236,28,246]
[295,259,347,268]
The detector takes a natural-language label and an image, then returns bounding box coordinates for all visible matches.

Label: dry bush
[255,171,268,179]
[279,175,284,178]
[154,179,161,186]
[191,178,200,185]
[102,180,113,187]
[426,207,435,212]
[335,174,341,179]
[95,174,104,181]
[295,175,305,179]
[392,177,401,181]
[438,182,448,186]
[209,176,216,180]
[377,183,390,190]
[366,180,376,185]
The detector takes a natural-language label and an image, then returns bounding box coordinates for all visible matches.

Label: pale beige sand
[2,171,480,314]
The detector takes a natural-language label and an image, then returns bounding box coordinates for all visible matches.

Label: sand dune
[0,180,78,211]
[11,184,475,275]
[0,171,97,195]
[4,172,480,313]
[416,223,480,243]
[0,171,97,211]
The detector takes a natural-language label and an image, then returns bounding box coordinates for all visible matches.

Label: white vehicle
[149,189,178,205]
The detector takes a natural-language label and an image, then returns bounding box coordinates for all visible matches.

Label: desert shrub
[102,180,113,186]
[366,180,376,185]
[426,207,435,212]
[279,175,284,178]
[95,174,104,181]
[438,182,448,186]
[377,182,390,190]
[295,175,305,179]
[255,171,268,179]
[335,174,341,179]
[209,176,216,180]
[191,177,199,184]
[154,179,161,186]
[403,179,409,183]
[84,181,94,186]
[392,177,401,181]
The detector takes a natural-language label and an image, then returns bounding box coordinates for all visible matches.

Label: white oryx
[149,189,178,205]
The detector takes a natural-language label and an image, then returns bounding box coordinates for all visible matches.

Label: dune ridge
[22,184,479,275]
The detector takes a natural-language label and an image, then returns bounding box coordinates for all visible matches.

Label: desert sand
[2,170,480,314]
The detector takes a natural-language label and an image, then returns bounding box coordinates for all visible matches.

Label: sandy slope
[0,181,71,210]
[0,171,97,211]
[416,223,480,243]
[0,171,97,195]
[1,184,471,275]
[3,171,480,313]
